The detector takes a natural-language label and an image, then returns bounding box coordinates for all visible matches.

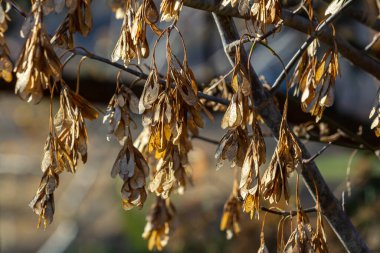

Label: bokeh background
[1,1,380,253]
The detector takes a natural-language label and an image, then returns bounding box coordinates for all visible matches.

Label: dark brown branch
[191,135,220,145]
[70,48,230,106]
[183,0,380,81]
[260,206,317,217]
[67,49,377,152]
[271,0,355,93]
[212,14,370,253]
[184,0,380,31]
[224,21,283,53]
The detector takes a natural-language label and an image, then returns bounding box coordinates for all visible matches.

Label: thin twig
[224,21,283,53]
[191,135,219,145]
[70,48,230,106]
[364,32,380,51]
[302,142,332,164]
[4,0,28,18]
[270,0,356,93]
[260,206,317,217]
[345,149,358,197]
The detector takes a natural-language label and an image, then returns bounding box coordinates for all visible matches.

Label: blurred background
[1,0,380,253]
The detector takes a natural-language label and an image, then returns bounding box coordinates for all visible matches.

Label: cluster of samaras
[0,0,378,252]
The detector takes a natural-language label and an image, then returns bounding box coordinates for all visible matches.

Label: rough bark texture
[212,14,370,253]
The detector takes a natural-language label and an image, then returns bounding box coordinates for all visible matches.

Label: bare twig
[270,0,356,93]
[4,0,28,18]
[302,142,332,164]
[364,32,380,51]
[191,135,220,145]
[224,21,283,53]
[212,14,369,253]
[346,149,358,197]
[70,48,230,106]
[260,206,317,217]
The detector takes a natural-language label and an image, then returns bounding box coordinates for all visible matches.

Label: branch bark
[184,0,380,81]
[212,14,370,253]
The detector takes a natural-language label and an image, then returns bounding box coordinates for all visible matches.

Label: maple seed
[261,101,302,204]
[142,197,176,251]
[220,194,241,240]
[14,2,61,104]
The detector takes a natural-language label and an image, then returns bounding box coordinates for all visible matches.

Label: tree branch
[271,0,355,93]
[184,0,380,31]
[224,21,283,53]
[320,0,380,31]
[183,0,380,81]
[212,14,370,253]
[69,47,379,153]
[283,10,380,81]
[4,0,28,18]
[70,48,230,106]
[260,206,317,217]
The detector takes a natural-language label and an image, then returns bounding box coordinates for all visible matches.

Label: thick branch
[212,14,370,253]
[183,0,380,80]
[184,0,380,31]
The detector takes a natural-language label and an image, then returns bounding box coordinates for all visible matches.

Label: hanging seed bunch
[160,0,183,22]
[220,192,241,239]
[281,177,328,253]
[53,86,98,171]
[261,99,302,204]
[216,44,267,223]
[292,35,340,122]
[220,168,242,240]
[112,0,160,65]
[239,115,266,219]
[30,84,98,228]
[14,1,61,104]
[103,82,139,144]
[111,136,150,210]
[139,27,209,198]
[29,133,62,229]
[369,89,380,137]
[142,197,176,251]
[215,46,252,170]
[283,208,315,252]
[104,82,150,210]
[0,1,12,83]
[49,0,93,49]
